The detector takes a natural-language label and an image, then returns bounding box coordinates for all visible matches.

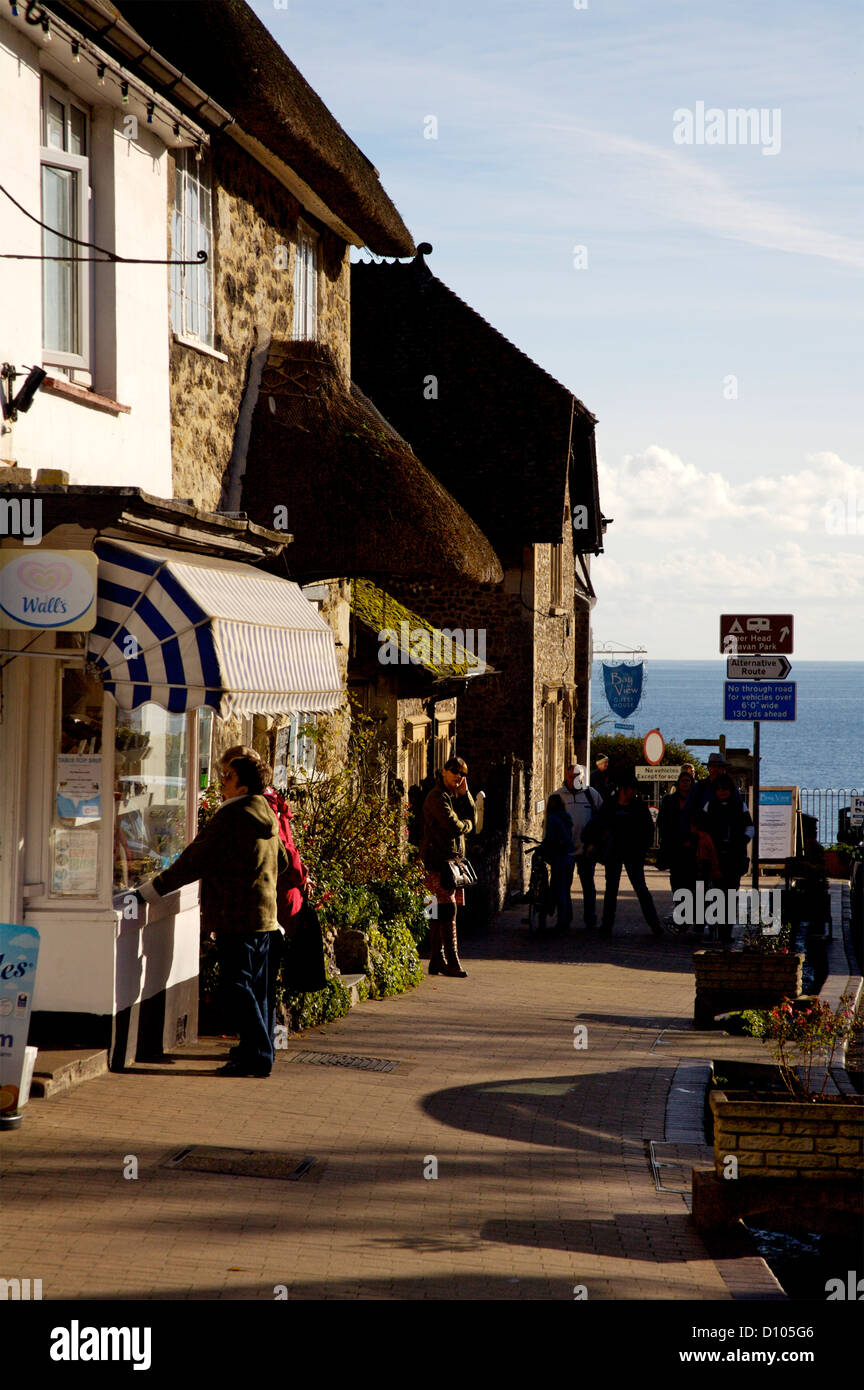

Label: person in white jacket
[555,764,604,930]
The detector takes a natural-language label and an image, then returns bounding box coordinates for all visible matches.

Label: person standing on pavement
[556,763,604,930]
[591,755,616,804]
[696,773,754,942]
[599,775,663,936]
[420,756,476,977]
[138,755,288,1076]
[540,793,577,931]
[658,769,698,901]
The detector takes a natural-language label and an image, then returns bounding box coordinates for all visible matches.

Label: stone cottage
[351,246,604,908]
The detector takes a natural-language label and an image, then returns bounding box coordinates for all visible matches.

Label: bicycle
[517,835,551,934]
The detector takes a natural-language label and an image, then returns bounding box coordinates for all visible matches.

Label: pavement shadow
[422,1066,669,1156]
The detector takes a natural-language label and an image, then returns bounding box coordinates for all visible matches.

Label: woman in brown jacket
[138,755,288,1076]
[420,756,476,977]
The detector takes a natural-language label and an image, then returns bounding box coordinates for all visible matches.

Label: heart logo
[17,560,72,592]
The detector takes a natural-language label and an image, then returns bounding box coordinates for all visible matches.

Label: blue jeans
[216,932,276,1072]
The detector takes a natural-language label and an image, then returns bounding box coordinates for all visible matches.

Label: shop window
[273,712,319,786]
[170,148,214,346]
[407,736,426,791]
[434,721,453,771]
[51,665,104,897]
[114,706,189,892]
[41,80,90,371]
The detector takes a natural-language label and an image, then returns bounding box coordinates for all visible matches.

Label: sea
[590,661,864,793]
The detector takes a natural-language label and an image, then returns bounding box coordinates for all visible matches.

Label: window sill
[172,333,228,363]
[41,376,131,415]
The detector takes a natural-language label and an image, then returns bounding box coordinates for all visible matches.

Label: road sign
[724,681,796,721]
[614,722,634,731]
[851,795,864,828]
[643,729,665,764]
[720,615,793,655]
[726,655,792,681]
[635,766,681,781]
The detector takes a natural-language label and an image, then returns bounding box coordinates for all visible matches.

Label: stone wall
[711,1091,864,1178]
[169,134,350,510]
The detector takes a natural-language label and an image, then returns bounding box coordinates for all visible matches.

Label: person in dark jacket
[420,756,475,977]
[541,793,577,931]
[658,769,697,900]
[591,756,616,804]
[139,756,288,1076]
[697,773,754,941]
[599,776,662,936]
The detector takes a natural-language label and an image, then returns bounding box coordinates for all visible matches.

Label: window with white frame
[293,226,318,339]
[287,712,319,779]
[41,81,90,370]
[170,148,214,346]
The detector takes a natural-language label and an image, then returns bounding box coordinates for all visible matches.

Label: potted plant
[693,924,804,1028]
[710,993,863,1180]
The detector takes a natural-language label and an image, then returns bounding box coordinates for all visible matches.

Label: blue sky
[256,0,863,660]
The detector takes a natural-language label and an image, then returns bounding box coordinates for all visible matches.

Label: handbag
[281,893,328,993]
[445,857,478,890]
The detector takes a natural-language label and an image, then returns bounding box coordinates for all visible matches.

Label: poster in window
[56,755,102,819]
[51,828,100,896]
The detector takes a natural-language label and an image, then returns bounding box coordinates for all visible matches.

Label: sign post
[720,615,795,896]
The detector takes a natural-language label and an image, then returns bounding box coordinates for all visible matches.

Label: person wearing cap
[555,763,604,930]
[689,753,745,819]
[598,775,663,936]
[591,755,615,804]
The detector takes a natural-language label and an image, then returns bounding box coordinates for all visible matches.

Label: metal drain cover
[163,1147,319,1180]
[292,1051,398,1073]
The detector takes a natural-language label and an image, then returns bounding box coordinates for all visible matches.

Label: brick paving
[0,869,778,1300]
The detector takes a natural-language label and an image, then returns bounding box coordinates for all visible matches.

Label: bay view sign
[0,550,98,631]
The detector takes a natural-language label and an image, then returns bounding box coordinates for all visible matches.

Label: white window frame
[40,79,91,372]
[171,148,214,348]
[293,224,318,340]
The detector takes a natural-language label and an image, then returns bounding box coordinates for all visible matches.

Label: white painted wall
[0,16,172,493]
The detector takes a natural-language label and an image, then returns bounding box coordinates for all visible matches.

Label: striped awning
[87,539,344,717]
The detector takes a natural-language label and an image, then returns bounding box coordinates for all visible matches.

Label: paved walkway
[0,869,779,1300]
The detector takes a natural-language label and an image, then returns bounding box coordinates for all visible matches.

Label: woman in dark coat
[419,756,475,977]
[598,777,662,936]
[658,769,697,906]
[697,773,754,941]
[541,793,577,931]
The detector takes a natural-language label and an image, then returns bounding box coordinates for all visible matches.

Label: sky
[256,0,863,660]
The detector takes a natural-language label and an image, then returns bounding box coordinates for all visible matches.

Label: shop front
[0,491,344,1068]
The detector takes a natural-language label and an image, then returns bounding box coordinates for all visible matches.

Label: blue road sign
[614,722,635,731]
[724,681,796,721]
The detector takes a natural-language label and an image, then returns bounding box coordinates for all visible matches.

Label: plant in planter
[693,925,804,1027]
[740,993,856,1100]
[709,993,863,1183]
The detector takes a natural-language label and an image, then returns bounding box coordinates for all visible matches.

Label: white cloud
[598,447,864,536]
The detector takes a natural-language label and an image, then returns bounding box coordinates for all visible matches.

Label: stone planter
[710,1089,864,1180]
[693,948,804,1027]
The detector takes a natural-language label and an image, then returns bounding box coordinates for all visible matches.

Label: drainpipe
[223,327,271,514]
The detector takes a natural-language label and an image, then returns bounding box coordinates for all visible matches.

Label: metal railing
[800,788,863,848]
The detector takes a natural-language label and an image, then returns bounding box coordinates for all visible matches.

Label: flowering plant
[742,993,856,1100]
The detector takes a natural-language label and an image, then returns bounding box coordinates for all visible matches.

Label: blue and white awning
[87,539,344,717]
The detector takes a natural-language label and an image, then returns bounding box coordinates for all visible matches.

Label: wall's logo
[0,549,97,631]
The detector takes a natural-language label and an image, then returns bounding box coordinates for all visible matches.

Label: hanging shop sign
[0,923,40,1119]
[602,662,644,720]
[0,550,97,631]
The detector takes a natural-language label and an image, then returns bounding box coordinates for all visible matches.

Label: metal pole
[752,719,760,893]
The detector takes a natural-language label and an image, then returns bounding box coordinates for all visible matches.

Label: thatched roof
[94,0,414,256]
[352,579,494,680]
[241,342,503,586]
[351,251,603,555]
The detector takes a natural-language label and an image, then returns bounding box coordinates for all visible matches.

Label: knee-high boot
[439,904,467,978]
[427,919,446,975]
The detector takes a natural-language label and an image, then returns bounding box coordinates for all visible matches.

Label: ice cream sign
[0,549,97,631]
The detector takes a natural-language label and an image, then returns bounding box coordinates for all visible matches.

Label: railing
[800,788,863,848]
